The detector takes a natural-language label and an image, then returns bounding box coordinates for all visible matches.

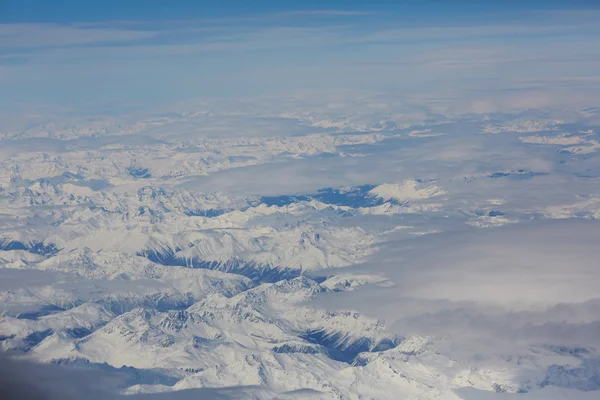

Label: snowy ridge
[483,120,564,134]
[367,180,446,203]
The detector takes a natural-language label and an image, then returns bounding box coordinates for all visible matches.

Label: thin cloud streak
[0,24,159,49]
[3,9,600,55]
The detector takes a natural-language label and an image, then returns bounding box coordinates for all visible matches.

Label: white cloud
[311,219,600,352]
[0,24,159,48]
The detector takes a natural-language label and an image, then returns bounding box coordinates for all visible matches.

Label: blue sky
[1,1,599,117]
[2,1,598,22]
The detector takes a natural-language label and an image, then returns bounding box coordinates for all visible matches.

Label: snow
[0,102,599,399]
[483,120,564,134]
[519,134,586,145]
[368,180,446,202]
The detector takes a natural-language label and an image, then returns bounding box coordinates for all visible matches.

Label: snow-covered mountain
[1,105,599,400]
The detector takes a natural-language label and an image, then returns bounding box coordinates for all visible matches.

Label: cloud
[0,354,124,400]
[311,219,600,349]
[0,355,270,400]
[0,6,599,125]
[273,10,380,17]
[0,24,158,48]
[3,8,599,57]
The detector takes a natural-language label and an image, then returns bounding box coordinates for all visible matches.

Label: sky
[1,0,599,116]
[3,1,599,22]
[9,1,411,21]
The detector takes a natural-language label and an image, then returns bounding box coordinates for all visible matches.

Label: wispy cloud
[273,9,381,16]
[0,24,159,49]
[2,8,599,57]
[0,8,599,112]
